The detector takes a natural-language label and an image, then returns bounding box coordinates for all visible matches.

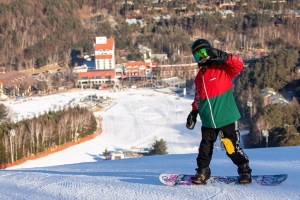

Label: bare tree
[14,123,26,160]
[45,120,56,149]
[26,119,36,154]
[69,111,81,141]
[39,122,48,151]
[63,49,72,67]
[78,111,89,132]
[57,112,70,145]
[34,120,42,153]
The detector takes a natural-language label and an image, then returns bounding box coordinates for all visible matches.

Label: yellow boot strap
[221,138,235,154]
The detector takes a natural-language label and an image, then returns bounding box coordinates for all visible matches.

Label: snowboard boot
[238,162,252,184]
[192,167,211,185]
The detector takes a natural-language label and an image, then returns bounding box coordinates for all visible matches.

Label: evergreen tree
[151,139,168,155]
[0,138,8,168]
[0,104,8,121]
[103,149,111,160]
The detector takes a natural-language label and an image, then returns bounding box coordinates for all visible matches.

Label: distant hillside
[0,0,98,71]
[0,0,299,72]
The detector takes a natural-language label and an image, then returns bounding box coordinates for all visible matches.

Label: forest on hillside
[0,0,299,70]
[0,105,97,166]
[234,49,300,147]
[0,0,300,149]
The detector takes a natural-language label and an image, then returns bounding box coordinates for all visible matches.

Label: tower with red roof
[94,37,115,70]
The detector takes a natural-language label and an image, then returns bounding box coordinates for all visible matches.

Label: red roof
[95,38,114,50]
[125,61,157,68]
[78,70,116,79]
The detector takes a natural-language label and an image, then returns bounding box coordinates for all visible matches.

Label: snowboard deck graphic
[159,173,288,187]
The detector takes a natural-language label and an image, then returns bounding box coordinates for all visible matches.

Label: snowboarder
[186,38,252,184]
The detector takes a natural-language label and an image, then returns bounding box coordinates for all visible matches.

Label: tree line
[234,49,300,147]
[0,0,299,71]
[0,105,97,166]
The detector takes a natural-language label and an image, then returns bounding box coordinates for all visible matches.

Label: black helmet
[191,39,212,53]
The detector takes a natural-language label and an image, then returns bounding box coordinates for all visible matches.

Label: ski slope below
[1,88,299,199]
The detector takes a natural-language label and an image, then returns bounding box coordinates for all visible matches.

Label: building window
[109,60,112,69]
[82,76,88,80]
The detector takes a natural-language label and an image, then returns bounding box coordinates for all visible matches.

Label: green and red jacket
[192,54,243,128]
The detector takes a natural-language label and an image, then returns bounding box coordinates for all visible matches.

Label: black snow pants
[196,121,249,170]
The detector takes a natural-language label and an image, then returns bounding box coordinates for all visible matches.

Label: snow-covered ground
[1,88,299,200]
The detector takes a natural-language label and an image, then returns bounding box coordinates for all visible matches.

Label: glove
[186,110,198,130]
[206,47,229,65]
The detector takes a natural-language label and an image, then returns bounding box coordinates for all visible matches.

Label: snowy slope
[1,147,300,200]
[1,88,299,200]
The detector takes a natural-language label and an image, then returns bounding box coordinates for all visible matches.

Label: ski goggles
[193,48,208,63]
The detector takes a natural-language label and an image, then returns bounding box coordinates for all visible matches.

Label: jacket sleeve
[191,84,201,110]
[224,54,244,79]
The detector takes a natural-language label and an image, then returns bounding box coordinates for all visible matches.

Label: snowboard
[159,173,288,187]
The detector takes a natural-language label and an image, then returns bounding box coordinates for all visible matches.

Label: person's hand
[206,47,229,65]
[186,110,198,130]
